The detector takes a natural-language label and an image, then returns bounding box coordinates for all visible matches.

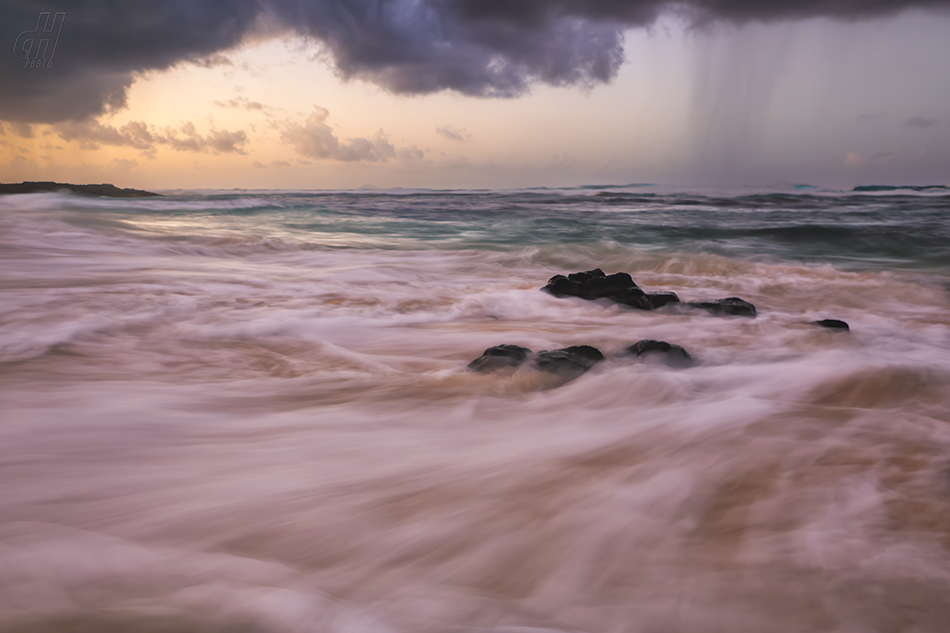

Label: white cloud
[281,106,418,163]
[436,126,467,142]
[844,151,865,166]
[55,119,248,154]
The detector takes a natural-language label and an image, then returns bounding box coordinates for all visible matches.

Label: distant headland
[0,182,160,197]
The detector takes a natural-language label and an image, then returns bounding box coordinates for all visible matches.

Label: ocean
[1,185,949,632]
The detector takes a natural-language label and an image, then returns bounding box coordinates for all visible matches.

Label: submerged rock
[608,285,649,307]
[644,292,681,309]
[812,319,850,331]
[626,339,693,367]
[533,345,605,378]
[467,344,533,372]
[685,297,757,318]
[468,343,605,381]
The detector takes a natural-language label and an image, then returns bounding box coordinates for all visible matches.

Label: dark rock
[541,269,685,312]
[611,290,681,311]
[542,269,748,317]
[812,319,849,331]
[626,339,693,367]
[579,272,639,300]
[468,344,533,372]
[542,275,582,298]
[644,292,680,309]
[534,345,605,378]
[0,181,159,197]
[567,269,605,283]
[605,285,649,308]
[543,270,641,302]
[686,297,756,317]
[561,345,606,365]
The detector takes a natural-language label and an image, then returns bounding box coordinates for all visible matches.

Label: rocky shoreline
[0,181,159,197]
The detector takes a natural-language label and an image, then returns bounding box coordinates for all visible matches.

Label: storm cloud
[2,0,949,123]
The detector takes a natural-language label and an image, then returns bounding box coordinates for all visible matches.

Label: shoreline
[0,181,159,198]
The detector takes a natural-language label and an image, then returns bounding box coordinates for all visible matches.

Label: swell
[5,190,950,269]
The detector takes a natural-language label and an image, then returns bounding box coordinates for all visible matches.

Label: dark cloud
[1,1,259,122]
[3,0,950,123]
[11,122,35,138]
[904,116,939,128]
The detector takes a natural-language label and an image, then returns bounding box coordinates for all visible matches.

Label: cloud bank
[282,106,397,162]
[55,120,249,154]
[904,116,939,128]
[2,0,949,123]
[281,106,423,163]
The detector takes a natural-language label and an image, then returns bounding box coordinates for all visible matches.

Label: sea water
[1,185,949,632]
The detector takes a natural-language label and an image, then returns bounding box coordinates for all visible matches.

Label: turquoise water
[84,186,950,266]
[1,187,949,633]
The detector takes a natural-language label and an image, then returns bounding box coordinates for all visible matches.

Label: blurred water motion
[1,187,950,632]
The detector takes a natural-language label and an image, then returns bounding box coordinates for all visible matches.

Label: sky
[1,0,949,190]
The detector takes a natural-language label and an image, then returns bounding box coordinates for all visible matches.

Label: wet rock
[686,297,757,317]
[544,269,626,300]
[813,319,850,331]
[533,345,605,378]
[542,274,582,298]
[579,272,639,300]
[468,344,533,372]
[644,292,680,309]
[568,269,605,283]
[542,269,751,316]
[626,339,693,367]
[603,285,649,308]
[543,269,675,311]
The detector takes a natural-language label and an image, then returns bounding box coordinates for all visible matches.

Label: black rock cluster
[464,269,850,383]
[543,268,679,310]
[468,344,606,379]
[542,268,756,317]
[468,340,692,379]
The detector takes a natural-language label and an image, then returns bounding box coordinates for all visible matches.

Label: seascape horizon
[4,0,950,629]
